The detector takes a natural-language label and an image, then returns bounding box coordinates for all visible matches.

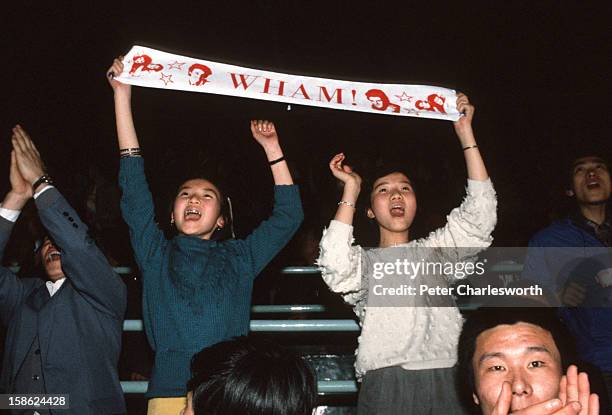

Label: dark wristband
[268,156,285,166]
[32,174,53,192]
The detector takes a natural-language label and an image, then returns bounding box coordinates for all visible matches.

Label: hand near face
[559,365,599,415]
[489,366,599,415]
[11,125,46,185]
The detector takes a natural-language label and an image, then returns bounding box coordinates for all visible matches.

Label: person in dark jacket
[0,125,127,414]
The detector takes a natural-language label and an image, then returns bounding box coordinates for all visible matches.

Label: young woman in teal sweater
[107,58,303,415]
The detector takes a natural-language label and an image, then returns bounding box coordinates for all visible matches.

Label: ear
[216,216,225,229]
[472,392,480,406]
[367,208,375,219]
[170,212,175,224]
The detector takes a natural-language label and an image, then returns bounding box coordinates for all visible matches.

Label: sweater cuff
[327,219,354,239]
[466,178,495,196]
[119,156,146,180]
[273,185,302,210]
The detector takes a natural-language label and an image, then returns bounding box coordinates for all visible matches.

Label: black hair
[365,161,415,197]
[168,170,234,240]
[188,336,317,415]
[457,300,575,413]
[564,152,610,192]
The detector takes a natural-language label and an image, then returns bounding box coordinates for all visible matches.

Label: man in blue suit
[0,125,127,414]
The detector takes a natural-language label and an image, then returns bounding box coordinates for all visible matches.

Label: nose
[390,190,402,200]
[510,373,532,397]
[188,195,200,204]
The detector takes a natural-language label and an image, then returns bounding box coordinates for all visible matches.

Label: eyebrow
[477,346,553,365]
[374,180,412,189]
[177,186,219,194]
[572,159,606,169]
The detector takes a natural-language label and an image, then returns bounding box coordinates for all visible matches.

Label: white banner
[115,45,461,121]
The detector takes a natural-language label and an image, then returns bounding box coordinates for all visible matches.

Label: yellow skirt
[147,396,187,415]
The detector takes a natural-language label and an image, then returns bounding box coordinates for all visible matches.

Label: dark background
[0,2,609,412]
[2,2,609,247]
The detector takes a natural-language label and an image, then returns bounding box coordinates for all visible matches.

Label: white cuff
[0,205,20,222]
[34,184,54,199]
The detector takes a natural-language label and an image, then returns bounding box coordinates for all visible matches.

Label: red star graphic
[395,92,413,102]
[168,61,186,70]
[160,73,173,86]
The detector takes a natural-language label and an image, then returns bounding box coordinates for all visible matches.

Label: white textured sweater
[317,179,497,377]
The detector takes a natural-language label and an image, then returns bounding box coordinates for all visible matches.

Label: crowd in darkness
[1,3,609,415]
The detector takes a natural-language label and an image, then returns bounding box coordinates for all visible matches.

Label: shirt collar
[45,277,67,297]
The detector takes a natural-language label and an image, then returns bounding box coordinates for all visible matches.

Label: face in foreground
[40,237,64,281]
[472,322,562,414]
[172,179,224,239]
[570,156,611,206]
[368,172,417,235]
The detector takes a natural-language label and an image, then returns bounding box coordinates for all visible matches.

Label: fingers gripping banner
[115,45,461,121]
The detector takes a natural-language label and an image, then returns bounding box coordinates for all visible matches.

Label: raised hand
[490,382,579,414]
[9,149,32,201]
[453,92,475,140]
[107,57,131,97]
[329,153,362,190]
[559,365,599,415]
[11,125,46,185]
[489,366,599,415]
[250,120,279,150]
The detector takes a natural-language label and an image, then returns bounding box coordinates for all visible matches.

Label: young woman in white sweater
[317,94,497,415]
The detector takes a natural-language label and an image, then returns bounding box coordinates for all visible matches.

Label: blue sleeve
[36,188,127,319]
[241,185,303,277]
[522,235,557,291]
[0,217,28,325]
[118,157,167,273]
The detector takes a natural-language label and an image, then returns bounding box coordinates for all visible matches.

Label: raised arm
[0,140,33,323]
[107,57,166,270]
[250,120,293,185]
[11,125,127,318]
[421,95,496,254]
[242,121,303,275]
[317,154,364,302]
[454,93,488,182]
[108,57,139,150]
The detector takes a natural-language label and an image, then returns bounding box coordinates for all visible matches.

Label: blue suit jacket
[0,188,127,414]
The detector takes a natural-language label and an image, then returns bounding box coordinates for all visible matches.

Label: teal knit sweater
[119,157,303,398]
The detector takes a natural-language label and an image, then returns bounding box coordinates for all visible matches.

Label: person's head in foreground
[458,301,599,414]
[181,336,317,415]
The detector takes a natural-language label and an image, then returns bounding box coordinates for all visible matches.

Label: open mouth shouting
[184,207,202,221]
[45,248,61,264]
[390,203,405,217]
[586,178,601,190]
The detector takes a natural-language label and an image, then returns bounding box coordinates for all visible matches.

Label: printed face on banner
[129,54,164,75]
[365,89,401,113]
[188,63,213,86]
[415,93,447,114]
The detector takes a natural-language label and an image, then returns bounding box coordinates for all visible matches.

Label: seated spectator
[458,302,600,414]
[181,336,316,415]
